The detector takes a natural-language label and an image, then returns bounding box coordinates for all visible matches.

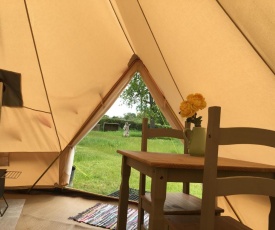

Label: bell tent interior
[0,0,275,229]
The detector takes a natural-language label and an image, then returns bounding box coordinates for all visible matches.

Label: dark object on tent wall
[0,69,23,107]
[69,165,76,187]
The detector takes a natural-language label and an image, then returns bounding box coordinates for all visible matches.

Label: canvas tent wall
[0,0,274,229]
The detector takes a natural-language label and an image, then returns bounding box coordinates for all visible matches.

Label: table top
[117,150,275,172]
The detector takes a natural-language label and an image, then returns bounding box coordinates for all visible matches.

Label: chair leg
[138,173,146,230]
[0,195,8,217]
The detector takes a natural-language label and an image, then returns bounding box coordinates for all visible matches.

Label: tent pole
[28,151,64,193]
[224,196,243,223]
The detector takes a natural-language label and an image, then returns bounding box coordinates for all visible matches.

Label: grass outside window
[73,130,202,198]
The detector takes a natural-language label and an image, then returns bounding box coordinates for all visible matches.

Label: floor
[1,188,138,230]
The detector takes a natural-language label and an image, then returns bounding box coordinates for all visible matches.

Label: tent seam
[216,0,275,75]
[137,0,184,100]
[109,0,135,54]
[23,0,62,151]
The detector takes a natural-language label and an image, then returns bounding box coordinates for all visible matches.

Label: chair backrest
[141,118,191,194]
[141,118,189,153]
[200,106,275,230]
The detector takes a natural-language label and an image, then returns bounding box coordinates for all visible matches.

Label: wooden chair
[165,106,275,230]
[138,118,223,230]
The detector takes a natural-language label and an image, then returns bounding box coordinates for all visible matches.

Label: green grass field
[73,130,202,198]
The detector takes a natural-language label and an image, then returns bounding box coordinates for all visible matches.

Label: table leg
[149,168,167,230]
[117,156,131,230]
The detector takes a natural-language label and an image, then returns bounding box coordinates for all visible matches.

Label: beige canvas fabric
[0,1,274,229]
[4,191,134,230]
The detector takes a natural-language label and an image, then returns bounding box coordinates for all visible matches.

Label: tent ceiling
[0,0,133,152]
[1,0,274,153]
[117,0,275,138]
[218,0,275,73]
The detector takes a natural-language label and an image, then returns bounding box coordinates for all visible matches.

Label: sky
[105,98,136,117]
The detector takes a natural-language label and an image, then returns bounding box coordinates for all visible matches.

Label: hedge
[97,118,170,131]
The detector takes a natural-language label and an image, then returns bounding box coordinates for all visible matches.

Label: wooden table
[116,150,275,230]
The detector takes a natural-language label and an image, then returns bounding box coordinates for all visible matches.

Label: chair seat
[165,215,252,230]
[142,192,224,215]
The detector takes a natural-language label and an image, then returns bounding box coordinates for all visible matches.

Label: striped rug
[69,203,149,229]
